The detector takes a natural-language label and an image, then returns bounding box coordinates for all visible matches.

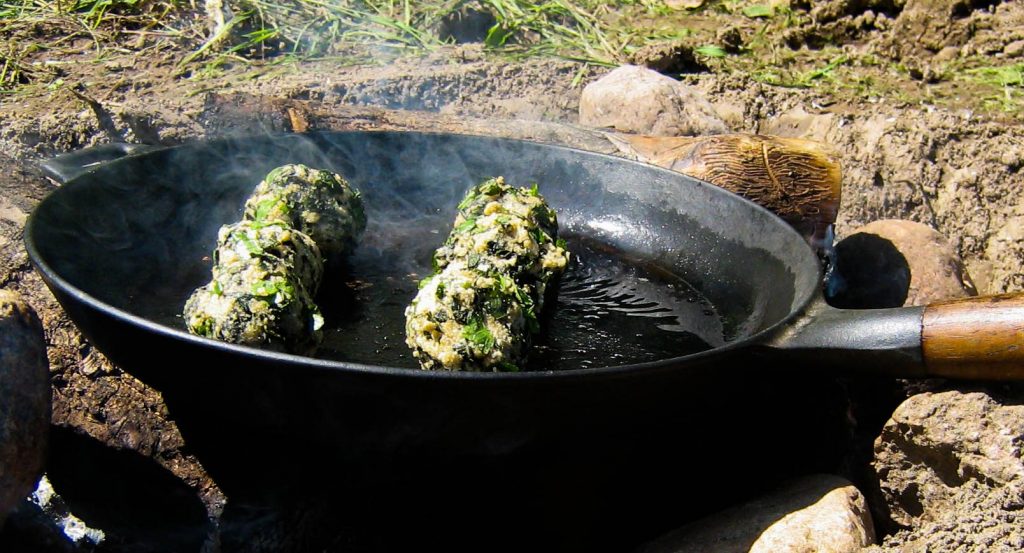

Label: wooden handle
[922,293,1024,379]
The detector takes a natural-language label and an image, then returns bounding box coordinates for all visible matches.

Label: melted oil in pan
[316,234,725,371]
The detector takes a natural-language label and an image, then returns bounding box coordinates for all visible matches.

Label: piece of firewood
[605,133,842,249]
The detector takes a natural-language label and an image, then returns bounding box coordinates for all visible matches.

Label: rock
[873,391,1024,529]
[711,101,745,130]
[0,290,51,526]
[1003,39,1024,58]
[579,65,728,136]
[933,45,961,62]
[636,474,875,553]
[874,0,992,59]
[762,106,840,145]
[827,219,976,309]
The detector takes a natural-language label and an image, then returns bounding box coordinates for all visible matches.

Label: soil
[1,0,1023,551]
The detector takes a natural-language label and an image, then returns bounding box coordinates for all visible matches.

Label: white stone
[579,65,727,136]
[636,474,875,553]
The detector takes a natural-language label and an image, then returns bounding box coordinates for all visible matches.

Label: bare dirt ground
[1,0,1023,551]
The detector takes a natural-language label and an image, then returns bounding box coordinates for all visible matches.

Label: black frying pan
[25,132,1024,550]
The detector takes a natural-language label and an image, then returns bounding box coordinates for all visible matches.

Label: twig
[70,85,124,141]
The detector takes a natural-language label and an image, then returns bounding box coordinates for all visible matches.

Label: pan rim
[25,130,824,381]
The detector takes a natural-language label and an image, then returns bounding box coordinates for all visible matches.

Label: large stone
[579,65,728,136]
[827,219,976,308]
[636,474,875,553]
[873,391,1024,526]
[0,290,51,526]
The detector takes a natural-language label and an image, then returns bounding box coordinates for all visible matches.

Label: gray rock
[0,290,51,526]
[873,391,1024,530]
[636,474,874,553]
[579,65,728,136]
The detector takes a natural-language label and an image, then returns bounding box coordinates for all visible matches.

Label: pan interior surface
[27,132,820,371]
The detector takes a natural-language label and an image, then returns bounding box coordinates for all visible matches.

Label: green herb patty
[405,177,570,371]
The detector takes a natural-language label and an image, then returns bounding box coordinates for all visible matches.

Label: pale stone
[579,65,727,136]
[873,391,1024,528]
[636,474,875,553]
[761,106,841,145]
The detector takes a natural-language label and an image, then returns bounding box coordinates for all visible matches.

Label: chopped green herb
[264,166,288,183]
[253,196,289,221]
[527,183,539,196]
[556,237,567,249]
[192,317,213,336]
[418,275,434,289]
[457,189,477,210]
[530,226,550,245]
[462,319,495,352]
[211,280,223,296]
[485,294,505,316]
[455,218,477,233]
[251,278,293,301]
[497,361,520,372]
[237,232,263,255]
[482,179,503,196]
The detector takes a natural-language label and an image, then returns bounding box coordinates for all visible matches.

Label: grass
[0,0,187,91]
[188,0,666,67]
[962,62,1024,112]
[0,0,1021,120]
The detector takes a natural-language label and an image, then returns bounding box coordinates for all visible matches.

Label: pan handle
[767,292,1024,380]
[921,293,1024,380]
[40,142,162,184]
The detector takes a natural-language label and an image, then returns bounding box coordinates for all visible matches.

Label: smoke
[30,130,817,370]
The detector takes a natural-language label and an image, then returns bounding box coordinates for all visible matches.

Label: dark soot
[316,234,724,370]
